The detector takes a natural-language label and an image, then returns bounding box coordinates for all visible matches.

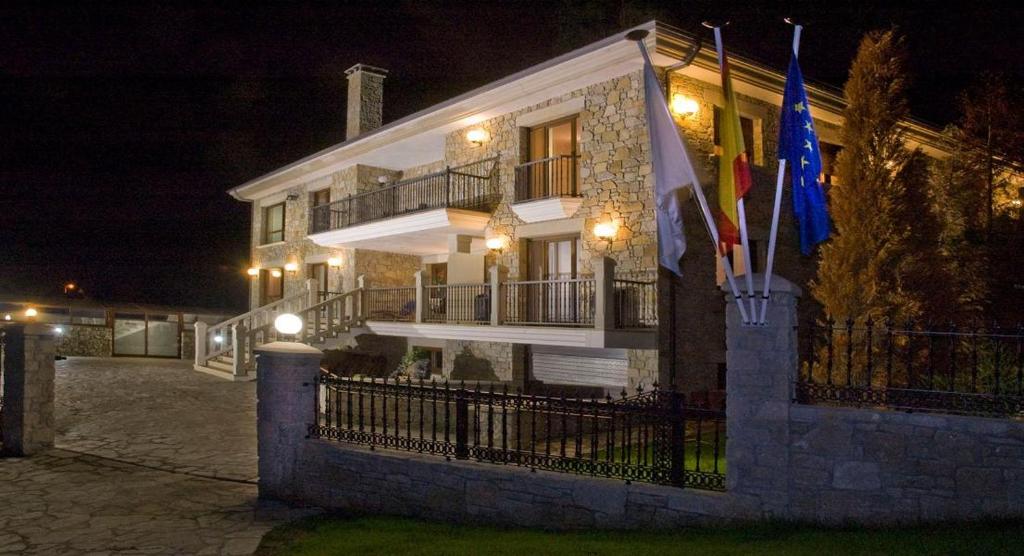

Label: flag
[778,52,831,255]
[638,44,704,276]
[715,46,753,252]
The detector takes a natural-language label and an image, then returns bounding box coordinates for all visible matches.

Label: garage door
[530,345,628,388]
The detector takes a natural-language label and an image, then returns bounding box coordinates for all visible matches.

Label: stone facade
[54,324,112,357]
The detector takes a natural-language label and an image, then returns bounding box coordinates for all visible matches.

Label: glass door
[526,116,579,198]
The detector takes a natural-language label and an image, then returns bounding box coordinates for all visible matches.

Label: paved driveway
[0,357,316,555]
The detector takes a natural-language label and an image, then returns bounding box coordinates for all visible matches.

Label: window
[261,268,284,304]
[262,203,285,244]
[519,116,580,199]
[416,346,443,375]
[311,189,330,207]
[819,142,842,187]
[713,106,756,163]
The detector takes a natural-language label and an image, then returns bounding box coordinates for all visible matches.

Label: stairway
[193,283,363,381]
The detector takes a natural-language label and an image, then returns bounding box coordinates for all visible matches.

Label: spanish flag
[716,46,753,252]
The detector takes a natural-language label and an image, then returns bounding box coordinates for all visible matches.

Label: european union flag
[779,52,830,255]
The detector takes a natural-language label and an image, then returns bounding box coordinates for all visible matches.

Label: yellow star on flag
[803,121,813,132]
[800,155,809,168]
[793,101,806,113]
[804,139,813,151]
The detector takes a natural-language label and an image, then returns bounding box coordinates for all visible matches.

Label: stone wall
[54,324,112,357]
[788,405,1024,524]
[356,249,420,288]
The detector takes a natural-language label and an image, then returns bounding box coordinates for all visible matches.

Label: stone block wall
[788,405,1024,524]
[54,324,112,357]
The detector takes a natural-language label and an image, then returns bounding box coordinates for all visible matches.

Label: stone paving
[0,357,317,555]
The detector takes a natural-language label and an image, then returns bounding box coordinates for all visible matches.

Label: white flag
[638,44,705,276]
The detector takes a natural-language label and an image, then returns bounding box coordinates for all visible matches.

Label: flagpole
[712,25,759,323]
[630,35,751,324]
[759,22,803,324]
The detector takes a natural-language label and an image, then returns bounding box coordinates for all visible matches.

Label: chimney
[345,63,388,140]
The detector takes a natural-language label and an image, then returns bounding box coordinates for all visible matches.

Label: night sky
[3,2,1022,311]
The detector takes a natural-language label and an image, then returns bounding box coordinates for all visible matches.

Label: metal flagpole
[712,25,759,323]
[630,33,751,324]
[759,21,803,324]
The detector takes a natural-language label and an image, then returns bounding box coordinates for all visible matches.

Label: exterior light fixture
[466,128,489,146]
[274,313,303,336]
[377,175,390,184]
[25,307,38,318]
[670,94,699,117]
[271,269,283,278]
[54,326,64,334]
[284,262,298,274]
[485,236,506,254]
[246,267,259,277]
[327,257,342,268]
[3,314,11,321]
[214,335,224,343]
[593,222,617,244]
[1012,199,1023,208]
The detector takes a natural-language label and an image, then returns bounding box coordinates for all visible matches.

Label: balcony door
[524,116,579,199]
[526,235,583,324]
[260,268,283,306]
[308,263,328,301]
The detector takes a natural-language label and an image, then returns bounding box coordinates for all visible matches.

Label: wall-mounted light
[485,236,507,254]
[54,326,64,335]
[271,269,283,278]
[246,267,259,277]
[327,257,342,268]
[670,94,699,117]
[593,222,617,245]
[25,307,38,318]
[274,313,303,336]
[466,128,489,146]
[286,193,300,201]
[214,335,224,344]
[3,314,11,321]
[377,175,390,185]
[284,262,299,274]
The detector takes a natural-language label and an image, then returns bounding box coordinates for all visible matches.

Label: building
[196,21,953,395]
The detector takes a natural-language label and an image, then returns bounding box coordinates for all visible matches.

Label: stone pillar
[414,270,425,323]
[722,273,800,518]
[231,322,248,378]
[345,64,388,140]
[593,256,616,330]
[256,341,323,502]
[1,324,56,456]
[306,278,318,308]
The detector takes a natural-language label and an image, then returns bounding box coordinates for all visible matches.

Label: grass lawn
[255,513,1024,555]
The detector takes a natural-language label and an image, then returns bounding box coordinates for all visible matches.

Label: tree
[812,30,960,324]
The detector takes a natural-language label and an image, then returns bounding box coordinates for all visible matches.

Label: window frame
[262,202,286,245]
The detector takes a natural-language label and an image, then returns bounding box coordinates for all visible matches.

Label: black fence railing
[309,158,499,234]
[613,274,658,329]
[363,287,416,322]
[502,277,596,327]
[311,376,726,490]
[797,319,1024,417]
[423,284,491,324]
[514,155,580,202]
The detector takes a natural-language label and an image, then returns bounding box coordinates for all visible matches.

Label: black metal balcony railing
[613,273,658,329]
[423,284,491,325]
[503,276,596,327]
[309,158,499,234]
[514,154,580,203]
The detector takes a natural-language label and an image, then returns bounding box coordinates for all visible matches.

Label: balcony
[351,259,657,349]
[511,154,583,223]
[308,158,499,255]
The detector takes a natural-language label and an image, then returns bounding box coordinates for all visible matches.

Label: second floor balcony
[511,154,583,223]
[307,158,499,255]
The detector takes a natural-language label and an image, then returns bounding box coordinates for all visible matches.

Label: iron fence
[311,376,725,490]
[797,319,1024,417]
[363,287,416,322]
[514,154,580,202]
[309,158,499,233]
[502,277,596,327]
[422,284,491,324]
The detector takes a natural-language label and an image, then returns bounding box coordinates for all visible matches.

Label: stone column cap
[345,63,389,78]
[719,273,802,297]
[254,341,323,356]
